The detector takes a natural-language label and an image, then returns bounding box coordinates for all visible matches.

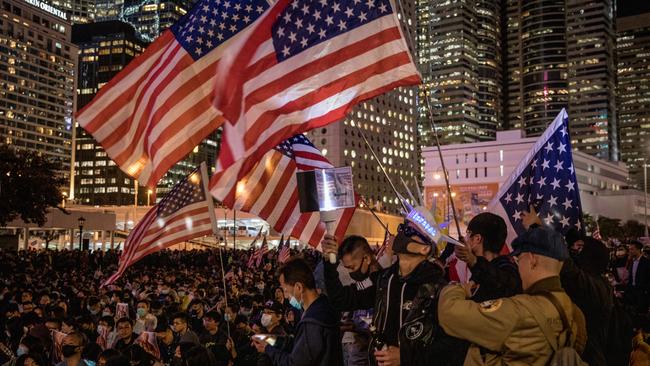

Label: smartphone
[252,334,277,346]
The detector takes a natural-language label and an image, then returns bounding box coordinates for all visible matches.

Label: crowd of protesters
[0,216,649,366]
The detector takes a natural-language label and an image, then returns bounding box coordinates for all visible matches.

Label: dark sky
[617,0,650,17]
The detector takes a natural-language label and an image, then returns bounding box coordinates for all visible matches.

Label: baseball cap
[510,226,569,261]
[264,301,284,314]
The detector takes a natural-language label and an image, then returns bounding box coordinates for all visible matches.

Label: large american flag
[210,134,355,248]
[75,0,270,188]
[211,0,421,184]
[102,168,213,286]
[488,109,583,246]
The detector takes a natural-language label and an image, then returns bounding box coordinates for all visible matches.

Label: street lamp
[644,161,648,237]
[147,189,153,206]
[78,216,85,251]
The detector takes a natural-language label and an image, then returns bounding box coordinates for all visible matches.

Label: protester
[252,258,343,366]
[454,212,522,302]
[438,226,587,365]
[626,240,650,315]
[322,211,465,366]
[56,332,93,366]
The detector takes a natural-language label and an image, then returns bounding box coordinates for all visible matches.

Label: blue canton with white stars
[500,116,583,235]
[274,134,316,159]
[272,0,393,62]
[157,168,206,219]
[171,0,270,60]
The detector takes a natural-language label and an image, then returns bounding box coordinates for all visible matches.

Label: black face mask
[349,257,370,282]
[61,345,79,358]
[392,232,430,255]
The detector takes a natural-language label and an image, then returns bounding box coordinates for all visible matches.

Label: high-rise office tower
[72,21,149,205]
[310,0,420,215]
[50,0,95,23]
[417,0,502,146]
[617,13,650,188]
[566,0,617,160]
[0,0,77,182]
[95,0,194,43]
[506,0,617,160]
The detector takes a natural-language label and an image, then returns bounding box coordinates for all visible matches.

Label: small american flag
[278,235,291,263]
[246,229,264,267]
[375,229,390,260]
[210,134,355,248]
[593,221,602,240]
[211,0,421,182]
[75,0,269,187]
[488,109,583,246]
[254,236,270,267]
[102,168,213,286]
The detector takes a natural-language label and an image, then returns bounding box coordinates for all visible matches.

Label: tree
[33,230,62,250]
[0,145,66,227]
[597,216,621,239]
[622,220,645,239]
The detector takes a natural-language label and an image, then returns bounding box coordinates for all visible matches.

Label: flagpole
[233,208,237,251]
[355,126,409,213]
[358,196,390,233]
[199,162,231,338]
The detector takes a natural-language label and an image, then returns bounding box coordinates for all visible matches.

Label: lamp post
[644,161,648,237]
[78,216,85,251]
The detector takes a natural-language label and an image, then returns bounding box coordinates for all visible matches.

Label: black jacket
[468,256,521,302]
[265,295,343,366]
[560,257,613,366]
[324,259,464,366]
[628,255,650,291]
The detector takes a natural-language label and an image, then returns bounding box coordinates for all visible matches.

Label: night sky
[617,0,650,17]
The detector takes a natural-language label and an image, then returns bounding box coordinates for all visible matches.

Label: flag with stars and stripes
[210,134,355,248]
[102,168,214,286]
[488,109,583,247]
[76,0,270,188]
[210,0,421,189]
[278,235,291,263]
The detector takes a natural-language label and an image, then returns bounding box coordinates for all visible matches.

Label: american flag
[211,0,421,182]
[278,235,291,263]
[102,168,213,286]
[488,109,583,246]
[210,134,355,248]
[246,228,264,267]
[593,221,602,240]
[252,236,270,267]
[75,0,269,188]
[375,229,390,260]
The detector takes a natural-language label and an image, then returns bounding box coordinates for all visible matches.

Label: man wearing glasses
[322,212,465,366]
[438,226,588,365]
[454,212,522,302]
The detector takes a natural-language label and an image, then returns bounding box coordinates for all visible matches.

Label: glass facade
[0,0,77,182]
[617,14,650,189]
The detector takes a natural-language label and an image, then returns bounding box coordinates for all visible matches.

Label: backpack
[538,292,587,366]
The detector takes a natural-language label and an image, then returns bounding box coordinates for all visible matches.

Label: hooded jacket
[265,295,343,366]
[324,258,464,366]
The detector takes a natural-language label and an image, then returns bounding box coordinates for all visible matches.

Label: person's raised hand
[454,244,477,267]
[521,204,542,230]
[320,234,338,261]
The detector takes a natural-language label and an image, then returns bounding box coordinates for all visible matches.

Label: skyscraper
[617,13,650,188]
[50,0,95,23]
[0,0,77,181]
[310,0,420,214]
[95,0,194,42]
[72,21,148,205]
[417,0,502,146]
[505,0,617,161]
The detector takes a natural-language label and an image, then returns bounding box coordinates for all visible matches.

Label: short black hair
[115,317,133,327]
[339,235,372,258]
[203,311,222,322]
[628,240,644,250]
[467,213,507,254]
[99,316,115,328]
[136,299,150,307]
[278,258,316,290]
[172,312,189,324]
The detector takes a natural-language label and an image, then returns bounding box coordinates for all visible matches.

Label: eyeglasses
[397,224,431,245]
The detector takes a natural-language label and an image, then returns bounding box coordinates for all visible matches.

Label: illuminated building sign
[23,0,68,20]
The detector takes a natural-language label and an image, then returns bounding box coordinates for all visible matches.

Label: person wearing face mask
[252,258,343,366]
[55,332,92,366]
[84,298,102,323]
[133,300,157,335]
[171,313,200,346]
[187,301,205,333]
[154,321,177,366]
[322,206,465,366]
[322,235,381,366]
[256,302,287,366]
